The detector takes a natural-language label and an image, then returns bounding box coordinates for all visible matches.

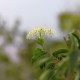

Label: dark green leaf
[52,49,68,57]
[40,63,46,69]
[72,33,80,49]
[69,50,79,69]
[68,34,78,50]
[38,56,53,69]
[46,63,55,70]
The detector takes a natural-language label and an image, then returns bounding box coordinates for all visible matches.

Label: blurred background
[0,0,80,80]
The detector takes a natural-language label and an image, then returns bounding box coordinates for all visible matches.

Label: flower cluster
[26,27,53,39]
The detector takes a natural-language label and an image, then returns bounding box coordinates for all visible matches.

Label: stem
[70,72,74,80]
[64,37,70,50]
[62,73,67,80]
[42,46,60,62]
[42,46,51,56]
[54,57,60,62]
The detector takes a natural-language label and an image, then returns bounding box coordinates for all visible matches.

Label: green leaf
[69,50,79,69]
[39,70,54,80]
[46,63,55,70]
[72,33,80,40]
[40,63,46,69]
[0,53,10,63]
[37,38,44,46]
[32,48,46,64]
[59,14,80,31]
[38,56,53,69]
[50,57,69,79]
[52,49,68,57]
[72,33,80,49]
[75,70,80,80]
[68,34,78,50]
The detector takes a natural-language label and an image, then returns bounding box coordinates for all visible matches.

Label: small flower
[26,27,53,39]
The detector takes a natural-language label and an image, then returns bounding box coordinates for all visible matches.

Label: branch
[42,46,60,62]
[64,37,70,50]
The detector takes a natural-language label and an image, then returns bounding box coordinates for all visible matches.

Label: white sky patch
[0,0,79,37]
[14,36,23,48]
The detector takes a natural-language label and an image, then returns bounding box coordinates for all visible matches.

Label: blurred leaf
[32,48,46,64]
[46,63,55,70]
[50,57,69,79]
[37,38,44,46]
[69,50,79,69]
[0,53,10,63]
[60,14,80,31]
[38,56,53,69]
[72,33,80,49]
[75,70,80,80]
[52,49,68,57]
[0,27,5,35]
[68,34,78,50]
[39,70,54,80]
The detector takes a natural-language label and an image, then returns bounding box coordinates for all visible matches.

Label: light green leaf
[50,57,69,79]
[37,38,44,46]
[69,50,79,69]
[32,48,46,64]
[60,14,80,31]
[39,70,54,80]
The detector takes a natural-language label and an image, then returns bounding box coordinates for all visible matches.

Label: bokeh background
[0,0,80,80]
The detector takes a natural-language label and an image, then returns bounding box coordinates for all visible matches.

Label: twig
[42,46,60,62]
[70,72,74,80]
[62,73,67,80]
[64,37,70,50]
[54,57,60,62]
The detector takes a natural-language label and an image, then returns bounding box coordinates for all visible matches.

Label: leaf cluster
[31,30,80,80]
